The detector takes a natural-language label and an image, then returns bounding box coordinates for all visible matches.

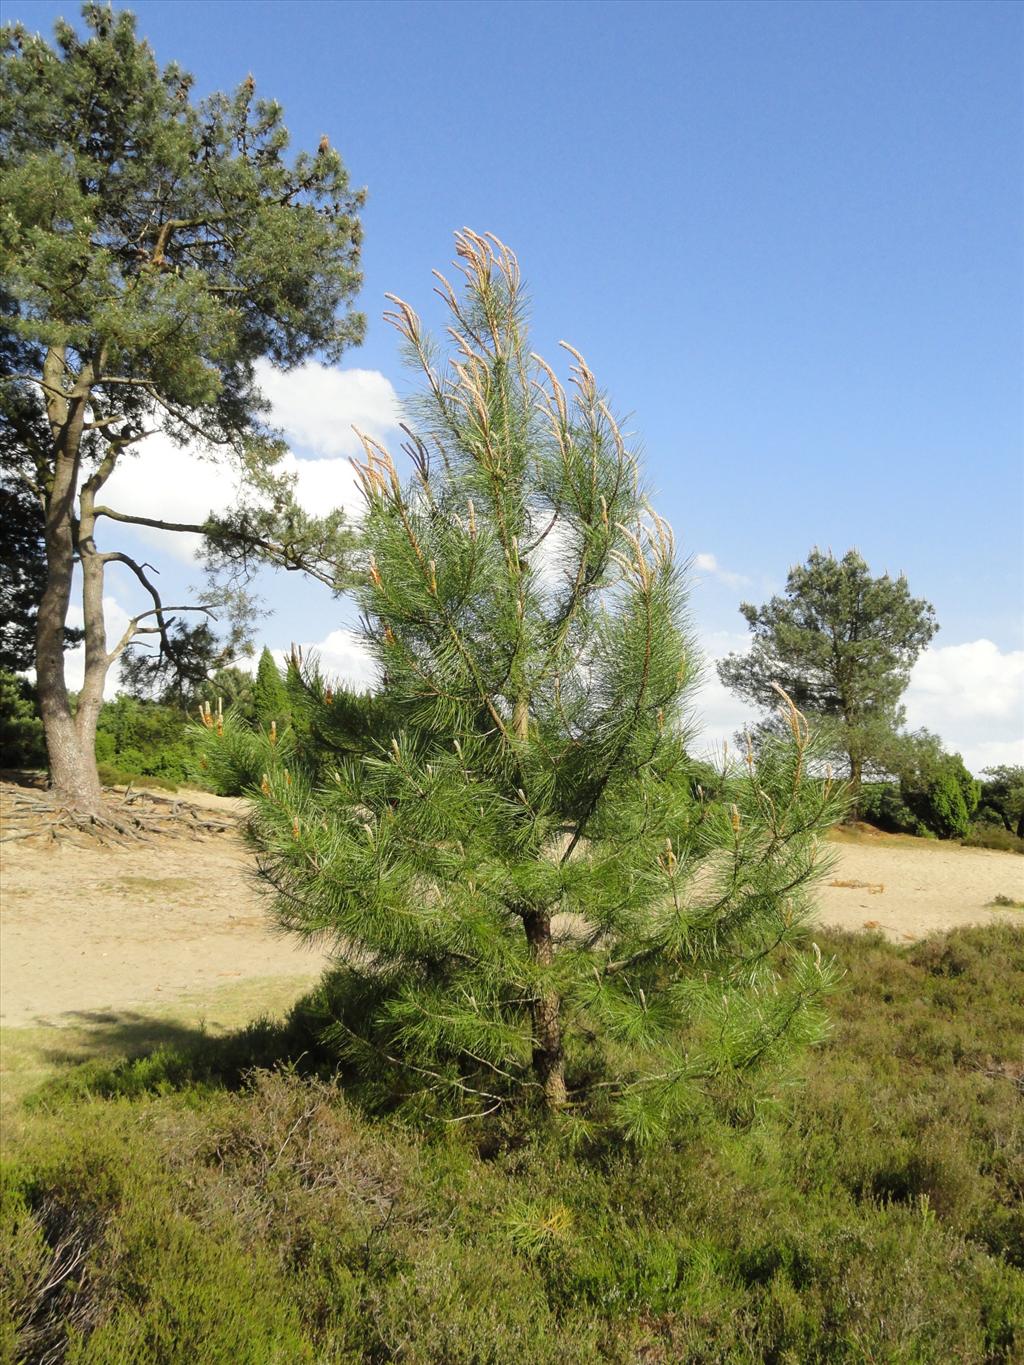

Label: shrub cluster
[860,741,982,842]
[93,696,199,790]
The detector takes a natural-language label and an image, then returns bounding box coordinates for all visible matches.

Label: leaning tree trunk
[523,909,567,1110]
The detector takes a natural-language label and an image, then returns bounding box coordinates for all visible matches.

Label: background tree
[252,646,291,731]
[204,232,844,1133]
[193,664,258,724]
[977,765,1024,840]
[0,4,364,815]
[0,430,84,673]
[0,669,47,768]
[717,549,937,813]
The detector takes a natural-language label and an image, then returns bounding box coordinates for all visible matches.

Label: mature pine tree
[208,233,845,1133]
[717,549,938,813]
[0,5,363,815]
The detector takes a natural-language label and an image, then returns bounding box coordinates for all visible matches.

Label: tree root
[0,779,240,848]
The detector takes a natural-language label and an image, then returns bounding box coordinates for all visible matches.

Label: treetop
[1,2,365,454]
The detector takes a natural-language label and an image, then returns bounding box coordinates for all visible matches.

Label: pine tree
[209,232,845,1135]
[717,549,938,814]
[1,6,364,814]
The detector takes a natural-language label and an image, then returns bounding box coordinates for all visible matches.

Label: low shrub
[95,762,180,792]
[4,925,1023,1362]
[964,823,1024,854]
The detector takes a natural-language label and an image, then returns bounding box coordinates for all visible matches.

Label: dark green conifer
[253,647,291,731]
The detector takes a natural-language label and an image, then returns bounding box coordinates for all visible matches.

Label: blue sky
[10,0,1024,767]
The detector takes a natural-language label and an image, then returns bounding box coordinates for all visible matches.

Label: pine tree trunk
[37,580,103,812]
[35,347,104,813]
[523,909,567,1110]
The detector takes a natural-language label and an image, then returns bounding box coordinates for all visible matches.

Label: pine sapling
[210,231,847,1137]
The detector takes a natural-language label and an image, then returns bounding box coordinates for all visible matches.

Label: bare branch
[107,601,217,666]
[94,506,209,535]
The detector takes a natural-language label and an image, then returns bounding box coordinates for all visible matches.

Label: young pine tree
[214,232,846,1135]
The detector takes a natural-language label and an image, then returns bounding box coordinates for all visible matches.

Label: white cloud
[689,670,758,756]
[905,640,1024,772]
[97,364,402,564]
[278,450,362,520]
[686,631,757,756]
[253,360,402,458]
[531,517,576,594]
[100,433,239,561]
[267,629,378,695]
[693,552,749,590]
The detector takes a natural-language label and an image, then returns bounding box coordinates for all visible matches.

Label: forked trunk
[35,348,106,814]
[523,909,567,1109]
[36,541,105,814]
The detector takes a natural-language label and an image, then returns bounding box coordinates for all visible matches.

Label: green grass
[3,925,1023,1363]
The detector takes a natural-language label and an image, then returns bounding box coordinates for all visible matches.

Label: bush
[866,735,982,840]
[902,751,980,840]
[858,782,930,836]
[963,824,1024,855]
[93,695,198,787]
[0,670,46,768]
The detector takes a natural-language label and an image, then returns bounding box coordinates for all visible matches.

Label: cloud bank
[99,363,403,563]
[253,359,402,459]
[904,639,1024,772]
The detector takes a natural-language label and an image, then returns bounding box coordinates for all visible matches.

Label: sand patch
[2,789,1021,1029]
[818,835,1023,941]
[1,824,328,1029]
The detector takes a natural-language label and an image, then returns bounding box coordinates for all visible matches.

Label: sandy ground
[816,833,1024,941]
[1,790,1022,1030]
[1,790,329,1029]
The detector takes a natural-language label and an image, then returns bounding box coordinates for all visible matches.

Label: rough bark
[523,909,567,1109]
[34,348,105,812]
